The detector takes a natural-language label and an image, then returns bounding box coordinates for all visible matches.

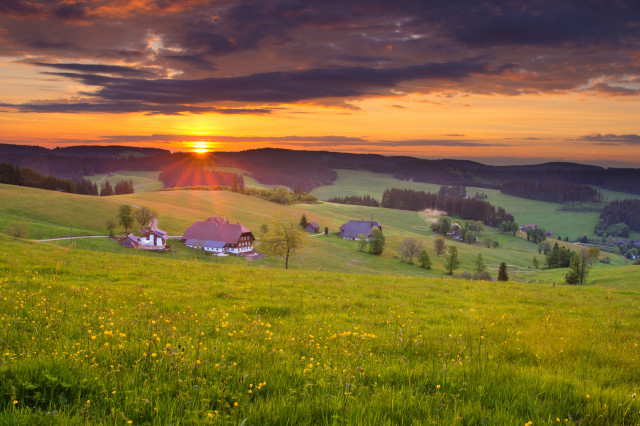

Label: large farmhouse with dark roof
[182,216,254,255]
[339,220,382,240]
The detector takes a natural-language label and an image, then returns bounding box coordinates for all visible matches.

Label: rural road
[35,234,183,242]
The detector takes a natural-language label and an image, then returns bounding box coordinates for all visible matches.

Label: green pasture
[85,171,164,193]
[1,183,634,283]
[312,170,607,240]
[1,236,640,424]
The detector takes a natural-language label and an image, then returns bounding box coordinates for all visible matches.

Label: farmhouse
[182,216,255,255]
[339,220,382,240]
[304,222,320,233]
[120,222,168,250]
[139,225,168,249]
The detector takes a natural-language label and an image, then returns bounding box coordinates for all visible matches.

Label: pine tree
[497,262,509,281]
[474,253,486,274]
[300,214,308,228]
[101,181,114,196]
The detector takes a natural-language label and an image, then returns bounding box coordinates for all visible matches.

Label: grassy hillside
[1,184,633,283]
[1,236,640,424]
[312,170,604,240]
[85,171,164,193]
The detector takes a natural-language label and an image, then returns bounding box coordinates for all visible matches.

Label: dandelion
[12,400,18,405]
[436,385,441,389]
[234,402,238,407]
[151,353,157,358]
[586,395,590,399]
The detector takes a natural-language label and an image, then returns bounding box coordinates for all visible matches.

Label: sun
[192,141,211,153]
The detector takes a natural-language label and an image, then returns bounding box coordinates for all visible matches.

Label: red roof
[182,217,252,244]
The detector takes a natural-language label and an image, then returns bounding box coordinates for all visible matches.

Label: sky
[0,0,639,166]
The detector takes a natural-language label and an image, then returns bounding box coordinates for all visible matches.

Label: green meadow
[311,170,612,240]
[1,184,633,283]
[85,171,164,193]
[1,235,640,424]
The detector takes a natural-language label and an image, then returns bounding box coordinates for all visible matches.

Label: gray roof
[121,234,140,246]
[339,220,381,239]
[204,241,226,249]
[184,239,227,249]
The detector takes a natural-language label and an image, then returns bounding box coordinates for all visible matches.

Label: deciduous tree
[565,248,600,285]
[474,253,486,274]
[434,236,446,256]
[399,238,424,264]
[117,204,135,234]
[444,246,460,275]
[418,249,432,269]
[368,229,385,255]
[258,214,307,269]
[135,206,157,228]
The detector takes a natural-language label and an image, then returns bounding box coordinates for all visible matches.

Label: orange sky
[0,1,638,166]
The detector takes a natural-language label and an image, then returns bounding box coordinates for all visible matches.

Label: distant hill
[1,144,640,194]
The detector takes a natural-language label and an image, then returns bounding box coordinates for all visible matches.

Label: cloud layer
[0,0,639,114]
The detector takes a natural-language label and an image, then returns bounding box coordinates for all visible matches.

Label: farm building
[139,225,168,249]
[121,234,141,248]
[339,220,382,240]
[304,222,320,233]
[182,216,254,255]
[121,221,168,250]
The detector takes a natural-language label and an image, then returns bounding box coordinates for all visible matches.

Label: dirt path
[36,235,108,241]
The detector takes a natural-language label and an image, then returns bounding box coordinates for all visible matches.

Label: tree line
[596,199,640,235]
[500,180,603,203]
[0,162,138,196]
[379,188,515,227]
[325,194,380,207]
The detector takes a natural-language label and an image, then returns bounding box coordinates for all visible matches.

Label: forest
[500,180,603,203]
[596,199,640,234]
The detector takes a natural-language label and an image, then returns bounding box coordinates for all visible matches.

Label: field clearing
[1,236,640,424]
[312,170,604,240]
[85,171,164,193]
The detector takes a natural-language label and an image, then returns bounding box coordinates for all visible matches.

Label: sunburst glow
[192,141,212,153]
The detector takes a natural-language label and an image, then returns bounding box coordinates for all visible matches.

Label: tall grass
[1,236,639,424]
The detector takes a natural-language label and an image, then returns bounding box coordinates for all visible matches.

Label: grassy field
[1,184,633,283]
[312,170,607,240]
[1,235,640,424]
[85,171,164,193]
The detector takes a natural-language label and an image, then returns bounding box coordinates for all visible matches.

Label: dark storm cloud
[42,58,505,106]
[0,0,638,115]
[0,0,41,17]
[577,134,640,144]
[0,102,271,116]
[32,62,156,78]
[442,1,639,47]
